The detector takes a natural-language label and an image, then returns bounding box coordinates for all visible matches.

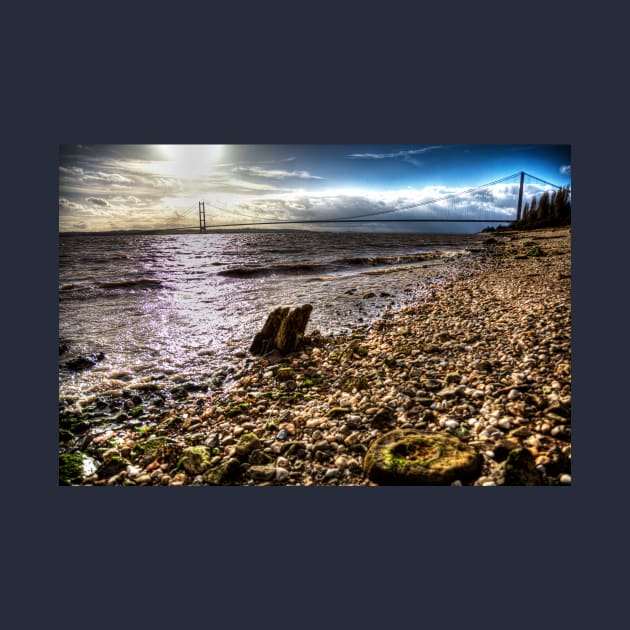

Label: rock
[248,449,272,465]
[249,464,276,482]
[203,458,242,485]
[63,352,105,371]
[250,304,313,355]
[363,429,482,485]
[544,446,571,476]
[59,453,84,485]
[437,387,459,399]
[179,446,212,475]
[499,448,542,485]
[233,433,262,461]
[96,455,130,479]
[276,367,295,380]
[371,407,396,429]
[285,441,307,458]
[492,439,519,463]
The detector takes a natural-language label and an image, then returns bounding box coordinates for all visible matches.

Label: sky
[58,144,571,232]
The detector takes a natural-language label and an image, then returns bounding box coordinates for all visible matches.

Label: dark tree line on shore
[485,186,571,232]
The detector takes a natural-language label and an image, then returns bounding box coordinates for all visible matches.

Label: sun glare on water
[157,144,225,179]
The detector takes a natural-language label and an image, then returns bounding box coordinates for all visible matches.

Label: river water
[59,230,487,405]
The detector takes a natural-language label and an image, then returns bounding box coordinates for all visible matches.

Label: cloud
[219,182,518,228]
[345,146,443,160]
[86,197,111,207]
[59,166,84,176]
[560,165,571,175]
[233,166,324,180]
[82,172,134,185]
[59,197,82,211]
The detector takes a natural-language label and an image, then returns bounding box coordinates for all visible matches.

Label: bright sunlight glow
[157,144,225,179]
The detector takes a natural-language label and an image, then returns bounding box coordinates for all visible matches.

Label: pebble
[507,389,520,401]
[275,467,290,482]
[559,474,572,485]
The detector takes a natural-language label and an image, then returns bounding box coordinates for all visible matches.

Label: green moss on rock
[202,458,242,485]
[59,453,84,485]
[364,429,482,485]
[179,445,213,475]
[233,433,261,461]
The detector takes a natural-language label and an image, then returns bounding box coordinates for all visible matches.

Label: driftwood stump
[250,304,313,355]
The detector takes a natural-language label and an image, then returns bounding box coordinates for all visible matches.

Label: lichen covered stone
[363,429,482,485]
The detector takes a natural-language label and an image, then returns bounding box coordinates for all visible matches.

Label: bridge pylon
[199,201,207,233]
[516,171,525,222]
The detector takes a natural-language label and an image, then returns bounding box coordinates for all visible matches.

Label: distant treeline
[485,186,571,232]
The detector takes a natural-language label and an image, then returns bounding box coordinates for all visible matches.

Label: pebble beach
[59,226,571,486]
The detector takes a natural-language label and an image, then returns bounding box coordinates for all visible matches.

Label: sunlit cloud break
[560,165,571,175]
[345,146,443,160]
[233,166,324,180]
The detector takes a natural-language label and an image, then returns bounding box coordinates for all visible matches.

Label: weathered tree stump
[250,304,313,355]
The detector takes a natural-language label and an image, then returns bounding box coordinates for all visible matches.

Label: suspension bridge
[163,171,568,233]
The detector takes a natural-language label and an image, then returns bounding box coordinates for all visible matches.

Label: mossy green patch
[179,445,213,475]
[203,458,242,485]
[234,433,261,461]
[225,403,249,418]
[59,453,84,485]
[133,436,178,462]
[129,405,144,418]
[364,429,482,485]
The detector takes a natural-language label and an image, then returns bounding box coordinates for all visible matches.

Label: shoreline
[60,226,571,486]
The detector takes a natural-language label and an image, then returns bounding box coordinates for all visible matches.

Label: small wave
[218,263,327,278]
[59,282,86,292]
[333,252,437,266]
[97,278,164,290]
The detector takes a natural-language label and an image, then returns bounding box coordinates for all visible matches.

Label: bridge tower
[199,201,207,233]
[516,171,525,222]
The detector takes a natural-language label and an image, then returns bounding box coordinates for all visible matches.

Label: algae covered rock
[203,458,242,485]
[233,433,261,461]
[363,429,482,485]
[59,453,84,485]
[179,446,213,475]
